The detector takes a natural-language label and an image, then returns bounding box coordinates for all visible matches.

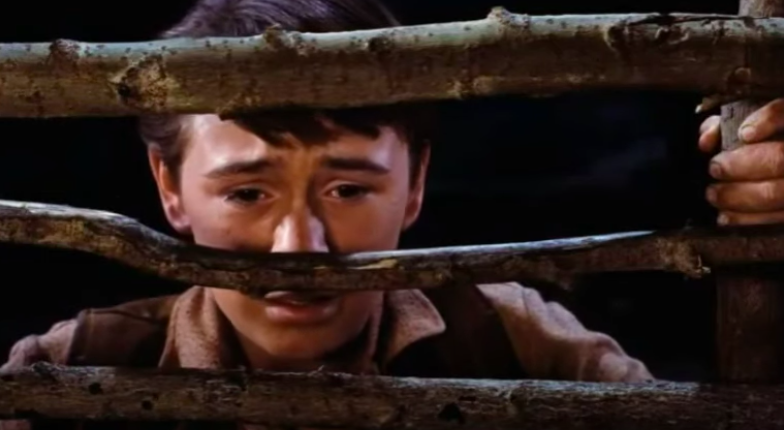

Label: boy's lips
[260,291,342,325]
[263,291,340,305]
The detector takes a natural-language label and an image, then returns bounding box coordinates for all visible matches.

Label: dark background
[0,0,744,380]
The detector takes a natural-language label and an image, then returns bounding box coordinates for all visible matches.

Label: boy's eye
[227,188,264,203]
[330,184,370,199]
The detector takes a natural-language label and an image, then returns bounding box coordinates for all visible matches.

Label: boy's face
[148,114,428,365]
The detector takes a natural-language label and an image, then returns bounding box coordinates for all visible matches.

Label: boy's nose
[271,211,328,253]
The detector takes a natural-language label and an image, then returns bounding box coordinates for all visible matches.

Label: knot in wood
[263,24,290,50]
[111,54,172,112]
[487,6,514,26]
[47,39,80,71]
[725,67,753,94]
[603,20,633,62]
[366,35,394,54]
[657,238,709,278]
[487,7,531,32]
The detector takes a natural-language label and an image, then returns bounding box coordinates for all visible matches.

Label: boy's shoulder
[1,294,178,370]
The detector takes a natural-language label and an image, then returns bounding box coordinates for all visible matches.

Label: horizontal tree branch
[1,363,783,429]
[0,11,783,116]
[1,200,784,293]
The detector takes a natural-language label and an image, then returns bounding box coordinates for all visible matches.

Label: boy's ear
[403,145,431,231]
[147,149,192,235]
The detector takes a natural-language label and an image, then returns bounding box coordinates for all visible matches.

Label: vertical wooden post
[716,0,784,383]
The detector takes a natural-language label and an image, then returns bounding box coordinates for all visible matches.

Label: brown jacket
[1,283,652,429]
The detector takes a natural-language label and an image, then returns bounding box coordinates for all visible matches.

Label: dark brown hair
[138,0,434,182]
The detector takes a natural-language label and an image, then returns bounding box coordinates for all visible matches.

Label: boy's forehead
[185,114,243,141]
[181,114,409,171]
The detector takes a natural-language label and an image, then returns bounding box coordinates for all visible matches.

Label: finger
[707,179,784,213]
[710,141,784,181]
[698,116,721,153]
[718,210,784,226]
[739,98,784,143]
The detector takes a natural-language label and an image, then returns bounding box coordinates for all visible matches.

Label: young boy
[2,2,653,427]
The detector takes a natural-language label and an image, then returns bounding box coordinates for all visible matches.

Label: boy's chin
[259,329,347,362]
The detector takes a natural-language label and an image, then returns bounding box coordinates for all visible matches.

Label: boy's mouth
[263,291,340,306]
[260,291,343,325]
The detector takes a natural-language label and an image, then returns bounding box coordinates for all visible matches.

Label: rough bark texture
[716,0,784,384]
[2,11,784,116]
[0,363,783,429]
[4,199,784,293]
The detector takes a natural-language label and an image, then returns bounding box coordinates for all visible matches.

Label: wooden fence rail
[2,11,784,117]
[5,199,784,293]
[1,363,783,430]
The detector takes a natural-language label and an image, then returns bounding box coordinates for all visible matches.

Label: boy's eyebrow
[321,156,390,174]
[205,158,275,178]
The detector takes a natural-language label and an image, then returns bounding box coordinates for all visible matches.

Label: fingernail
[739,124,757,142]
[709,161,723,179]
[717,213,729,225]
[706,186,717,204]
